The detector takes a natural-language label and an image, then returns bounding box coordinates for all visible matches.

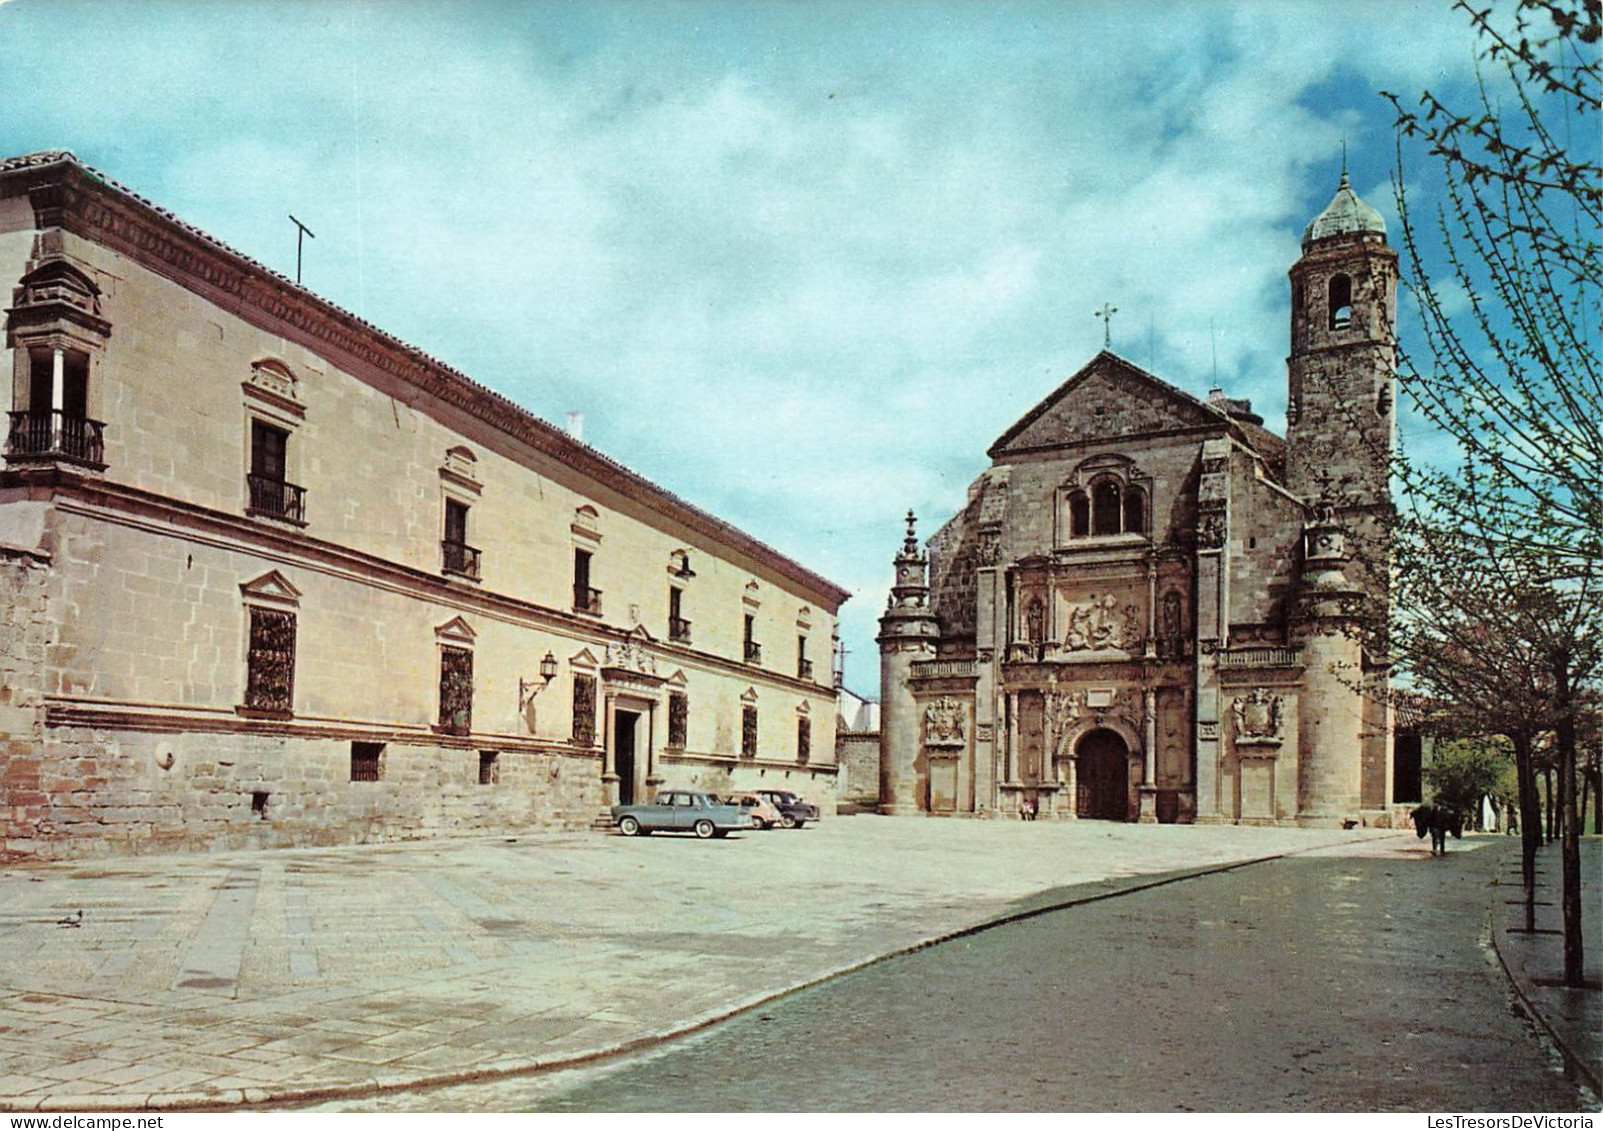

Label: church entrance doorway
[1076,729,1130,821]
[614,709,640,805]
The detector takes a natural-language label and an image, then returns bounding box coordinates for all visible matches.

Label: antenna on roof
[289,214,316,285]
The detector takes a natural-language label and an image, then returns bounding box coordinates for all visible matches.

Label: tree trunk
[1554,668,1583,989]
[1513,732,1541,933]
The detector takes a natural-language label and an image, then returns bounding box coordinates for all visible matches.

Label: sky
[0,0,1530,695]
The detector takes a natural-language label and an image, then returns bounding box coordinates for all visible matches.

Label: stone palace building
[879,172,1398,826]
[0,151,847,858]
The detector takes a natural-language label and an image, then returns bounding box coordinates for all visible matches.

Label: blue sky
[0,0,1521,694]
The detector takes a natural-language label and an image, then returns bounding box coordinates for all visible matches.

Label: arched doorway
[1076,729,1131,821]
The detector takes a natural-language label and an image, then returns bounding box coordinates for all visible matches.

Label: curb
[1487,845,1601,1097]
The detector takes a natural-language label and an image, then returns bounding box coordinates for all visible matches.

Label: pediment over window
[9,259,111,339]
[572,504,602,543]
[434,615,477,645]
[568,647,600,670]
[740,685,759,704]
[238,569,302,607]
[796,699,811,716]
[664,668,689,688]
[441,445,481,493]
[244,357,306,422]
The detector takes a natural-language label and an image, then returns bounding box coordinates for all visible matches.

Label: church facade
[879,173,1398,826]
[0,152,846,858]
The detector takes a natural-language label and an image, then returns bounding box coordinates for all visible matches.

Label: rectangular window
[351,742,383,782]
[442,499,480,578]
[744,615,761,664]
[479,750,500,786]
[247,419,304,523]
[438,646,474,734]
[668,691,688,748]
[572,674,597,745]
[250,419,288,482]
[741,705,758,758]
[669,587,690,643]
[573,549,599,613]
[797,634,813,681]
[244,606,296,714]
[797,716,811,765]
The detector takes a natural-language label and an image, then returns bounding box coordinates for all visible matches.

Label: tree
[1384,0,1601,988]
[1425,736,1514,817]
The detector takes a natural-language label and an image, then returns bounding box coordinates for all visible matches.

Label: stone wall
[0,543,50,853]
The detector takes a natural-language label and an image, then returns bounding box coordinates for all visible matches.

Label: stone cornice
[0,152,849,611]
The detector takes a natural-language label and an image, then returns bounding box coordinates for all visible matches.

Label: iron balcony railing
[669,616,693,643]
[744,639,763,664]
[246,473,307,524]
[798,658,815,681]
[441,539,482,580]
[573,585,603,616]
[6,410,105,465]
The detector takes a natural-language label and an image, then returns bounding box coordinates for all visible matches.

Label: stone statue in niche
[1197,509,1227,549]
[1161,591,1183,637]
[922,696,967,747]
[1063,593,1138,652]
[1232,687,1285,745]
[1025,596,1045,643]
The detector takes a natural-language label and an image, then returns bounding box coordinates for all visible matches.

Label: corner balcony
[5,410,106,468]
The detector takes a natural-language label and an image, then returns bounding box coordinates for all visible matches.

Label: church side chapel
[879,171,1399,826]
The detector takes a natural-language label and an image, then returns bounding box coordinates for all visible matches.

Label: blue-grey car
[612,790,752,838]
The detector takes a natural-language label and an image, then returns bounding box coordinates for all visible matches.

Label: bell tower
[1285,169,1398,528]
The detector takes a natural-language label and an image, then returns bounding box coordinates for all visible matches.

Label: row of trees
[1383,0,1599,986]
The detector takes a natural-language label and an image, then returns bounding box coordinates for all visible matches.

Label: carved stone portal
[922,696,967,747]
[1232,687,1285,746]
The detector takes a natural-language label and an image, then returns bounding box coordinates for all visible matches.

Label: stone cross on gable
[1095,302,1118,348]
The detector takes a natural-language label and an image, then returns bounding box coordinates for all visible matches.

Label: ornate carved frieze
[1231,687,1285,746]
[922,696,967,747]
[1196,503,1227,551]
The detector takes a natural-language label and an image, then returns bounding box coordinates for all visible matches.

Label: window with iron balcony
[668,586,691,643]
[4,260,111,470]
[744,614,762,664]
[573,549,602,615]
[442,498,480,579]
[246,419,306,525]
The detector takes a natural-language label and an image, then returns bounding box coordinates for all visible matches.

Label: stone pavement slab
[0,819,1472,1111]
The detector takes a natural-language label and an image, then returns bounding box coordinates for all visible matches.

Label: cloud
[0,0,1493,693]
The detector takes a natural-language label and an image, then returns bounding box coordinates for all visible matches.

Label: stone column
[1292,511,1366,825]
[601,691,619,806]
[1139,688,1159,823]
[645,699,662,790]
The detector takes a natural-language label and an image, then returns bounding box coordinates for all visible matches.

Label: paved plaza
[0,819,1593,1111]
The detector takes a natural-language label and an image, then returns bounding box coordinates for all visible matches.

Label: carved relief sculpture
[1232,687,1285,746]
[1044,688,1083,758]
[922,696,967,747]
[1063,593,1140,652]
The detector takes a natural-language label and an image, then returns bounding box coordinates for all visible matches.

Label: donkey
[1411,803,1464,855]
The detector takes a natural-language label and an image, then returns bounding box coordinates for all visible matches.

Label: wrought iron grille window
[572,674,597,745]
[350,742,383,782]
[438,646,474,734]
[668,691,688,748]
[797,716,811,764]
[741,705,758,758]
[244,607,296,714]
[479,750,500,785]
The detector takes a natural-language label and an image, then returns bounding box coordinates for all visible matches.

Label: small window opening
[742,705,759,758]
[479,750,500,785]
[251,791,270,818]
[1328,274,1353,331]
[1092,479,1122,536]
[1069,491,1090,537]
[1123,486,1146,535]
[351,742,383,782]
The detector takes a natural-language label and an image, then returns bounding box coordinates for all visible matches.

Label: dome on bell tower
[1301,171,1387,247]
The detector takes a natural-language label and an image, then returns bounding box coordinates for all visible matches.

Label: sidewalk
[1489,837,1601,1095]
[0,820,1586,1112]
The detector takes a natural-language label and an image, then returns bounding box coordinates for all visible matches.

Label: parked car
[612,790,749,838]
[755,789,820,829]
[724,791,783,829]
